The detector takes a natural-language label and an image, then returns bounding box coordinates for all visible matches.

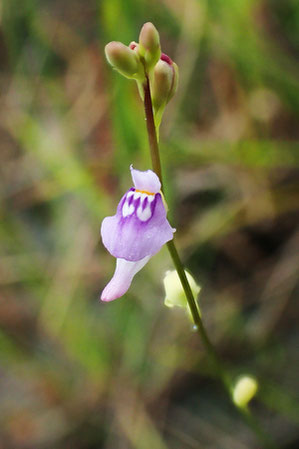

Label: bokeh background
[1,0,299,448]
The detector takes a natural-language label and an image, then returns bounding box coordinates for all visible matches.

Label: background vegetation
[0,0,299,448]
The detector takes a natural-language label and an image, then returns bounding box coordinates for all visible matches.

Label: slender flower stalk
[142,75,227,375]
[143,75,163,185]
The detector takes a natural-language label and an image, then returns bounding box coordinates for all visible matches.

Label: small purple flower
[101,165,175,301]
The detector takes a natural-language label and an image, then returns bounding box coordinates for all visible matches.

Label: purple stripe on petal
[142,196,148,210]
[128,193,134,206]
[133,195,141,209]
[100,256,151,301]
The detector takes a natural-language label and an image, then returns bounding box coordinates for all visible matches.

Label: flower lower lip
[100,256,151,302]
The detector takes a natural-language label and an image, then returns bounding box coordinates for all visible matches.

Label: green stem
[142,75,276,449]
[143,75,220,370]
[143,75,163,187]
[166,240,228,381]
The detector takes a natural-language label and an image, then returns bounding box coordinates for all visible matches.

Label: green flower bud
[151,54,179,130]
[233,376,258,408]
[105,41,143,80]
[152,55,178,109]
[163,270,201,311]
[138,22,161,70]
[151,60,173,110]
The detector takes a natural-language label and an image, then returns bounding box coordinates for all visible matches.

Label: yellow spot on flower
[135,189,155,195]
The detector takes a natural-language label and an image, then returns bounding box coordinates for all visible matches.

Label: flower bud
[163,270,201,310]
[233,376,258,408]
[138,22,161,70]
[151,54,178,111]
[105,41,142,79]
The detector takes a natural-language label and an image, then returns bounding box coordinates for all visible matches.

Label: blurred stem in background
[142,67,277,449]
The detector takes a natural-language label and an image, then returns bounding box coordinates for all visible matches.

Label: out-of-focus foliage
[0,0,299,448]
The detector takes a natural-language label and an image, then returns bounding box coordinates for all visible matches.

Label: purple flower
[100,166,175,301]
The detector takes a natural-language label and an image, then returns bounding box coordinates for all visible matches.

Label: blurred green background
[1,0,299,448]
